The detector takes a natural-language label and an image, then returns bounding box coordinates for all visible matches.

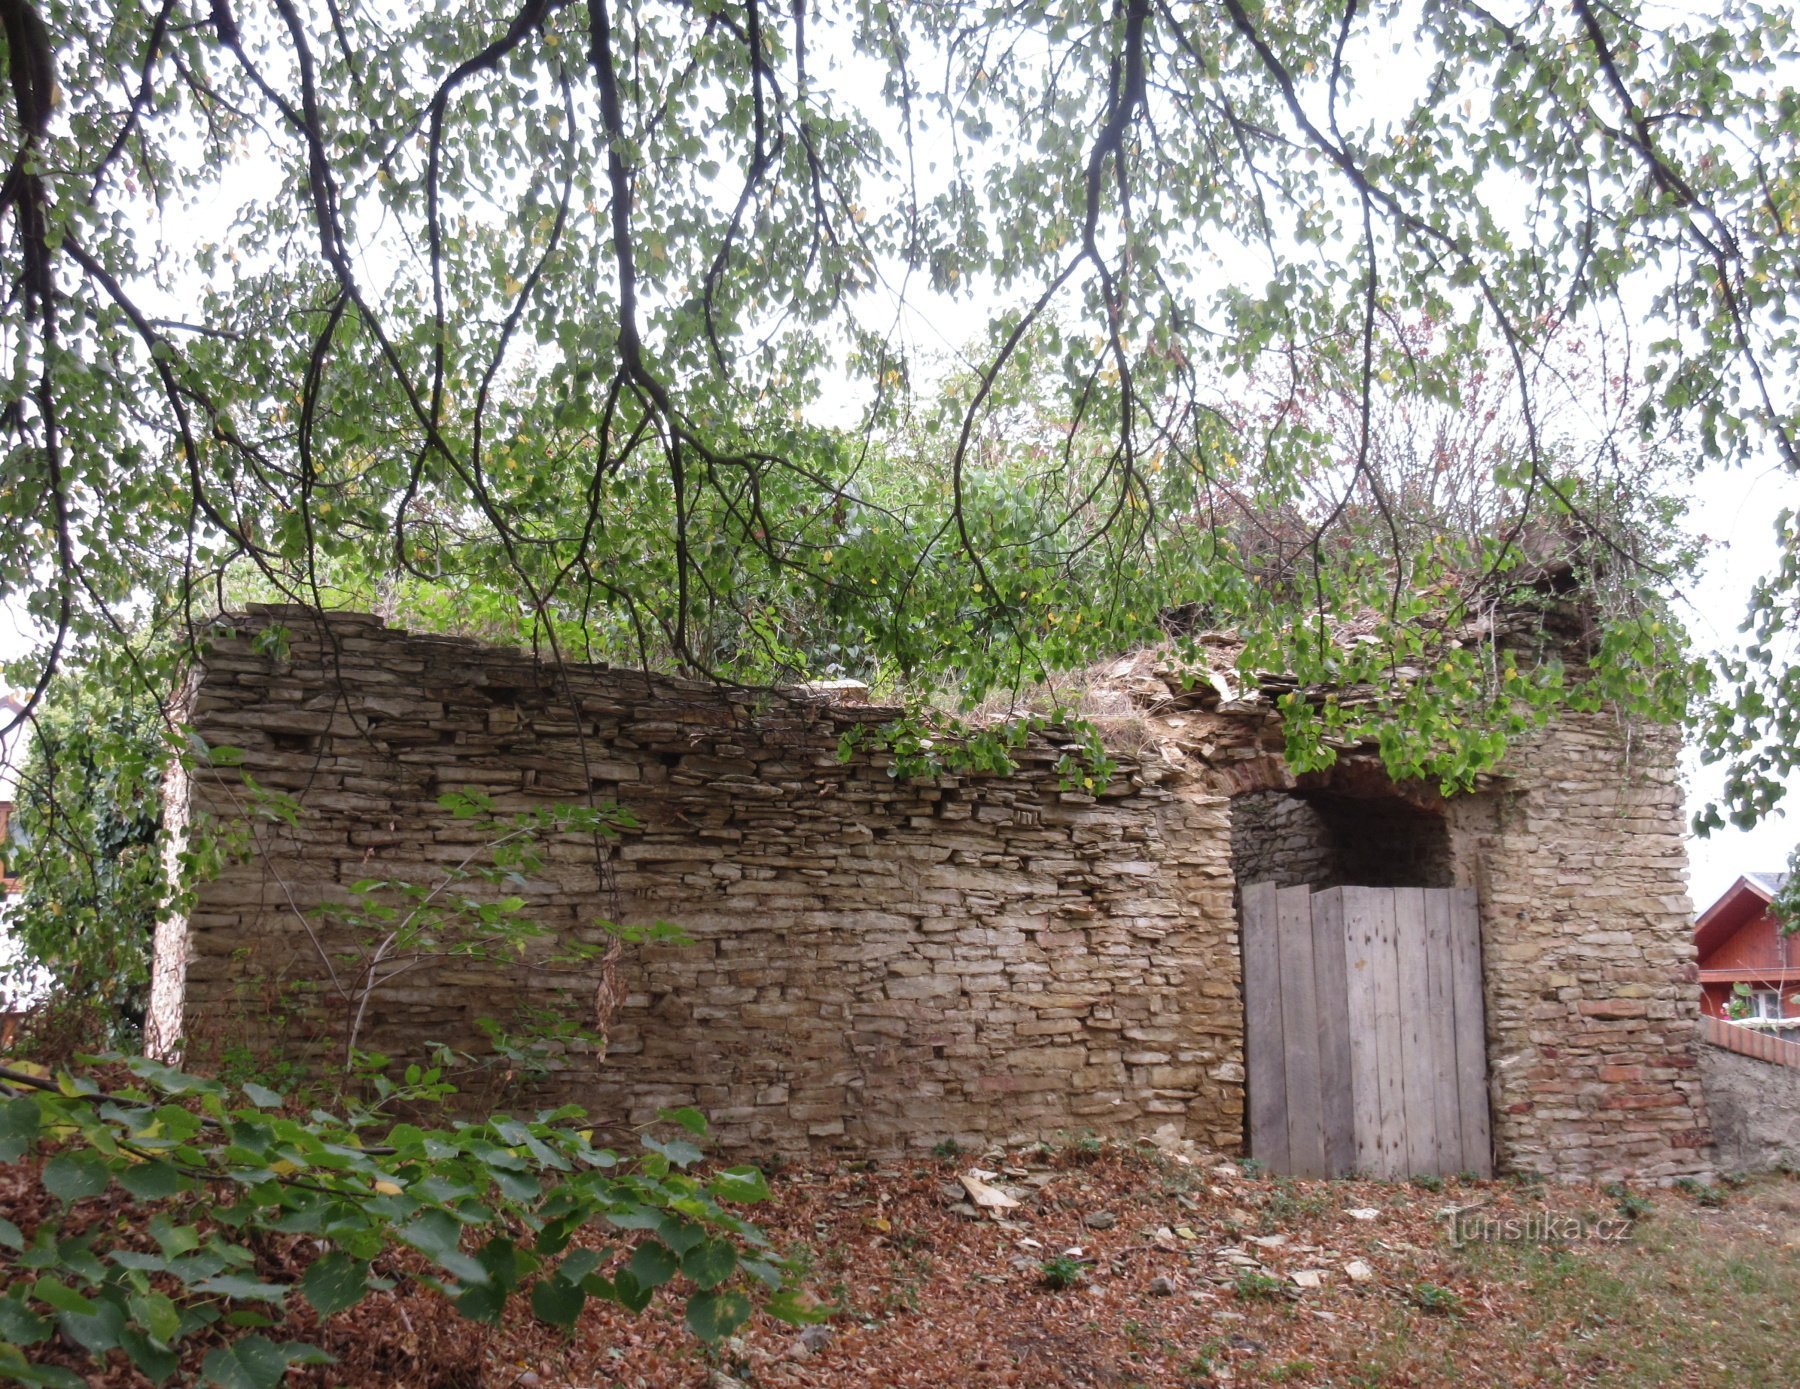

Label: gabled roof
[1695,873,1790,958]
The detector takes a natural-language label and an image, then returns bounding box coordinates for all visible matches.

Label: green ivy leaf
[398,1208,465,1261]
[192,1275,289,1305]
[117,1160,185,1200]
[148,1215,200,1257]
[626,1240,677,1290]
[200,1335,293,1389]
[125,1059,222,1096]
[31,1280,97,1317]
[655,1106,708,1136]
[605,1206,664,1232]
[280,1341,337,1368]
[108,1249,172,1275]
[128,1290,182,1346]
[556,1247,604,1285]
[0,1344,87,1389]
[642,1136,703,1168]
[239,1083,283,1110]
[0,1292,51,1345]
[453,1281,508,1325]
[763,1287,832,1325]
[119,1326,180,1385]
[656,1215,704,1256]
[528,1275,586,1328]
[474,1236,538,1293]
[607,1268,654,1314]
[0,1097,41,1163]
[55,1295,126,1356]
[710,1165,771,1204]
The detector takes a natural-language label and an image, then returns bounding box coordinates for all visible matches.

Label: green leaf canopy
[0,0,1794,815]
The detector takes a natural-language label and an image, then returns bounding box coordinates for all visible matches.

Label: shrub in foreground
[0,1055,807,1387]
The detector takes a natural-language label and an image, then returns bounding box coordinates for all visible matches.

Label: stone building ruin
[148,606,1712,1182]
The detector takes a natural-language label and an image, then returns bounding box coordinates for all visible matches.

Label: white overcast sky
[1678,465,1800,906]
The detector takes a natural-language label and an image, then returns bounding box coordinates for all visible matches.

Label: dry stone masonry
[150,607,1712,1180]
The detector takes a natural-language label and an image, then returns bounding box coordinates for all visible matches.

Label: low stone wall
[154,609,1243,1154]
[151,606,1713,1177]
[1699,1038,1800,1173]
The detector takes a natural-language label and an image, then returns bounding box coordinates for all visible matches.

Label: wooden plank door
[1340,885,1409,1178]
[1243,884,1492,1179]
[1309,889,1356,1176]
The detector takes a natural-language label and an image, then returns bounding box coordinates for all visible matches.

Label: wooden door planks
[1423,891,1465,1175]
[1310,888,1356,1176]
[1243,883,1493,1179]
[1242,881,1289,1175]
[1448,887,1493,1175]
[1276,883,1327,1177]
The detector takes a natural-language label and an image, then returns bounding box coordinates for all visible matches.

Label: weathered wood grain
[1277,883,1326,1177]
[1242,881,1289,1174]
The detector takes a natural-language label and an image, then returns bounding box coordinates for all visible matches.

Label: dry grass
[1436,1174,1800,1387]
[955,666,1169,760]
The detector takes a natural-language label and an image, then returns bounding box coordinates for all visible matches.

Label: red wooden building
[1695,872,1799,1020]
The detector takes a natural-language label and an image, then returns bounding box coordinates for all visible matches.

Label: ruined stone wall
[1144,695,1708,1181]
[155,608,1244,1155]
[154,607,1711,1178]
[1455,719,1711,1182]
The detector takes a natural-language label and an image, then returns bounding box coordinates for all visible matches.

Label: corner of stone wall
[1470,713,1711,1182]
[1156,775,1247,1153]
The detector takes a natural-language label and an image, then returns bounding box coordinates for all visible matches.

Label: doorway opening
[1229,786,1491,1179]
[1229,788,1453,892]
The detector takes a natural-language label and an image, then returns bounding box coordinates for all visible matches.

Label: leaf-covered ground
[530,1146,1800,1389]
[11,1139,1800,1388]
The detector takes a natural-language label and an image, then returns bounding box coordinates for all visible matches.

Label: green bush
[2,666,169,1049]
[0,1056,808,1386]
